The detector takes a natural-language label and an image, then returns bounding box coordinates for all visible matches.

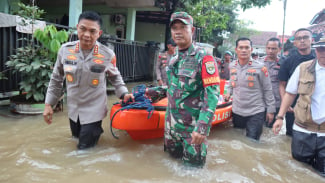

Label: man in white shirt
[273,36,325,176]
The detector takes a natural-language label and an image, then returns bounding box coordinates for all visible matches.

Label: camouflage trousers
[164,122,207,167]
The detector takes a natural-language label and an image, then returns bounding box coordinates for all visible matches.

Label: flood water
[0,83,324,183]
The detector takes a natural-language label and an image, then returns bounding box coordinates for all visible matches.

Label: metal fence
[0,25,159,94]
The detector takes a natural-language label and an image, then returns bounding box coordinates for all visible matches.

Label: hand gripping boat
[110,80,232,140]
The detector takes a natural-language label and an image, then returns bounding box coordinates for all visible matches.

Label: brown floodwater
[0,83,324,183]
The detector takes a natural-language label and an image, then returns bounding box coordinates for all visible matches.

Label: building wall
[135,22,166,45]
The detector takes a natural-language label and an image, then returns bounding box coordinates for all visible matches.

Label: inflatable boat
[110,80,232,140]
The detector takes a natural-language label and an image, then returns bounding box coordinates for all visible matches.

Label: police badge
[205,61,216,75]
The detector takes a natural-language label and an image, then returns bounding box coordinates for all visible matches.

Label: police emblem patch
[205,61,215,75]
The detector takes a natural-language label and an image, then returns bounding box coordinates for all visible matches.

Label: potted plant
[5,3,69,114]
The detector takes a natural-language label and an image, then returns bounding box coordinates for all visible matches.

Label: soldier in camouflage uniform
[43,11,134,149]
[156,39,176,86]
[225,37,275,140]
[148,12,220,167]
[258,37,281,128]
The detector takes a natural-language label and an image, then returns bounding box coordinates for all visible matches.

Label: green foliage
[34,25,69,61]
[14,2,45,26]
[4,3,69,102]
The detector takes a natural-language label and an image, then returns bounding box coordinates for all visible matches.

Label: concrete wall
[135,22,166,44]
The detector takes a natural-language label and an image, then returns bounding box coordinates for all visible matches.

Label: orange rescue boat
[110,80,232,140]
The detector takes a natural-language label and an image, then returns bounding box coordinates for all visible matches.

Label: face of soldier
[266,41,280,60]
[294,31,312,52]
[235,40,253,61]
[171,20,194,50]
[77,19,103,50]
[316,47,325,67]
[224,54,232,62]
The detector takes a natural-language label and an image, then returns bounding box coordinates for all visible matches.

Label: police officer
[218,51,232,80]
[148,12,219,167]
[258,37,281,128]
[43,11,133,149]
[225,37,275,140]
[156,39,176,86]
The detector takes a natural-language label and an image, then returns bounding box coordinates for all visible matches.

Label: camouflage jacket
[149,44,220,136]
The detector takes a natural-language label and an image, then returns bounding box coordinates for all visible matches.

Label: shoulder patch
[111,56,116,67]
[261,66,269,77]
[202,55,220,87]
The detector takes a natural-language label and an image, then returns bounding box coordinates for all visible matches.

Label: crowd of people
[43,10,325,175]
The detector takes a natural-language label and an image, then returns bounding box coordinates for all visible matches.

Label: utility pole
[281,0,287,56]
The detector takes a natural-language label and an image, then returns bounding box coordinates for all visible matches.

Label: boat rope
[110,84,154,139]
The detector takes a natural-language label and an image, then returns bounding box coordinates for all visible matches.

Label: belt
[295,121,325,133]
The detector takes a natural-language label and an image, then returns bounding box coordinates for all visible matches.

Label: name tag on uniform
[64,60,77,65]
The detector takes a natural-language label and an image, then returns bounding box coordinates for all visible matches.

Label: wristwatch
[276,115,284,120]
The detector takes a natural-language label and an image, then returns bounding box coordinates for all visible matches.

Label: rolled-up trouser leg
[77,120,103,149]
[182,136,207,167]
[291,130,315,165]
[246,112,265,140]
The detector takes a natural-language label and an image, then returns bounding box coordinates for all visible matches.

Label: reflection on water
[0,84,324,183]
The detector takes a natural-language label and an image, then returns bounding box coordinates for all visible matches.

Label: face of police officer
[294,30,312,52]
[77,19,103,50]
[266,41,280,60]
[171,20,194,50]
[235,40,253,62]
[316,47,325,67]
[167,44,176,54]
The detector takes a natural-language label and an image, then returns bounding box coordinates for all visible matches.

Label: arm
[192,55,220,144]
[261,66,276,123]
[273,65,300,134]
[156,56,163,85]
[43,48,65,124]
[272,92,296,134]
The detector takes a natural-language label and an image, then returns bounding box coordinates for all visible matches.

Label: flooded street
[0,83,324,183]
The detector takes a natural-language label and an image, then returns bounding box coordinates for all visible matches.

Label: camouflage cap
[312,36,325,48]
[170,12,193,26]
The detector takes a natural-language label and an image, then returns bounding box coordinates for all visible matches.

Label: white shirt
[286,61,325,136]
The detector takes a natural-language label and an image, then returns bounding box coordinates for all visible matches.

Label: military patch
[93,59,104,64]
[111,56,117,67]
[67,55,77,60]
[261,66,269,77]
[205,61,216,74]
[248,82,254,87]
[75,42,80,53]
[202,55,219,87]
[231,68,237,73]
[66,74,73,82]
[92,79,99,86]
